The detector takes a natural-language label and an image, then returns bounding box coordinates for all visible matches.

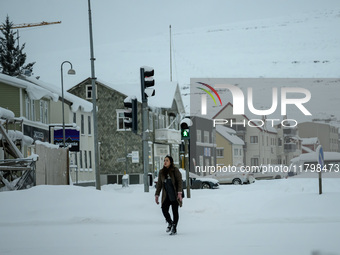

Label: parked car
[153,169,219,189]
[179,169,220,189]
[251,165,288,180]
[206,166,255,185]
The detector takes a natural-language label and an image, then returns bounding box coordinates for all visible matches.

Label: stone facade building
[68,78,185,184]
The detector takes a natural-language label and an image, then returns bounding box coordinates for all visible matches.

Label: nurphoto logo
[195,79,312,128]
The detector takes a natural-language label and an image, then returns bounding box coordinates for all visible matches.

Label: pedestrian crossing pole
[140,67,155,192]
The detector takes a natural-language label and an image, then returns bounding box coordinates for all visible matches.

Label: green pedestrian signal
[181,129,190,139]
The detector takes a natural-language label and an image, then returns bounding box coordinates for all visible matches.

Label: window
[199,156,203,167]
[172,145,179,164]
[234,148,238,156]
[25,95,30,119]
[81,114,84,134]
[84,150,88,170]
[216,148,224,158]
[169,115,176,129]
[211,129,216,144]
[250,136,258,144]
[79,150,83,170]
[159,115,165,129]
[204,131,209,143]
[74,153,78,167]
[73,113,77,124]
[86,85,97,99]
[278,138,282,146]
[251,158,259,166]
[44,101,48,124]
[88,116,92,135]
[154,114,159,129]
[117,110,129,131]
[197,130,202,143]
[31,100,35,121]
[39,101,44,123]
[89,151,92,169]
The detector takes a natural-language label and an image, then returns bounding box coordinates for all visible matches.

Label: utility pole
[169,25,172,82]
[87,0,100,190]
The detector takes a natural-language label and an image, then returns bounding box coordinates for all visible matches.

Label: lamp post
[60,61,76,147]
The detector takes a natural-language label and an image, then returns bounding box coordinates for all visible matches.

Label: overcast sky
[1,0,339,86]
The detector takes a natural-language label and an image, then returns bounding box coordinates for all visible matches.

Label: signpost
[131,151,139,163]
[316,145,324,195]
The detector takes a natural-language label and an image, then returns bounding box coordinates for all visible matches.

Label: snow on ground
[1,178,340,255]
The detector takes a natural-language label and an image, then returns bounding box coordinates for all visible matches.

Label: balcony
[155,128,181,144]
[283,128,297,136]
[284,143,297,153]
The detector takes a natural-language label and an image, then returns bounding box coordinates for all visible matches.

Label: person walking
[155,155,183,235]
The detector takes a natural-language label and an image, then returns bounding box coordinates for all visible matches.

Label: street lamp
[60,61,76,147]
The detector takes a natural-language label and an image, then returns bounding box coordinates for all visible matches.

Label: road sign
[316,145,324,195]
[317,145,324,168]
[132,151,139,163]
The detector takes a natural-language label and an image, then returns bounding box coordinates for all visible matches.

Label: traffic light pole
[142,100,149,192]
[140,67,149,192]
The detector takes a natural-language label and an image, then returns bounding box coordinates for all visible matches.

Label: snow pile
[35,140,60,149]
[1,178,339,255]
[0,130,33,145]
[0,107,15,120]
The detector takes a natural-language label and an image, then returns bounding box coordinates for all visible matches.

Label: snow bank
[35,140,60,149]
[0,107,15,120]
[0,178,340,255]
[0,130,33,145]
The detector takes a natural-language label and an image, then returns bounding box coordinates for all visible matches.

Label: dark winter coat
[155,166,183,206]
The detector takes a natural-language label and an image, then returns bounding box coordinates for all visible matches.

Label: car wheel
[232,178,242,185]
[201,183,211,189]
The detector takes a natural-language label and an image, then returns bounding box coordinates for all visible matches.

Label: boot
[170,223,177,235]
[166,221,173,233]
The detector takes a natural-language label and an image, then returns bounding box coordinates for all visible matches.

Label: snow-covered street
[1,177,340,255]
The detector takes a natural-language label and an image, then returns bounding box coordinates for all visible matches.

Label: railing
[284,143,297,153]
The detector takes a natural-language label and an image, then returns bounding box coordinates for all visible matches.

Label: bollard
[122,174,129,187]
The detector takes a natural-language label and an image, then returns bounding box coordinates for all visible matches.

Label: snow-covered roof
[77,78,184,112]
[301,137,319,145]
[302,145,314,153]
[0,73,58,102]
[291,151,340,163]
[216,125,245,145]
[22,76,93,113]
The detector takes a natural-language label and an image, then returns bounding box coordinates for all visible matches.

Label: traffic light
[180,117,192,140]
[124,97,138,134]
[140,66,155,101]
